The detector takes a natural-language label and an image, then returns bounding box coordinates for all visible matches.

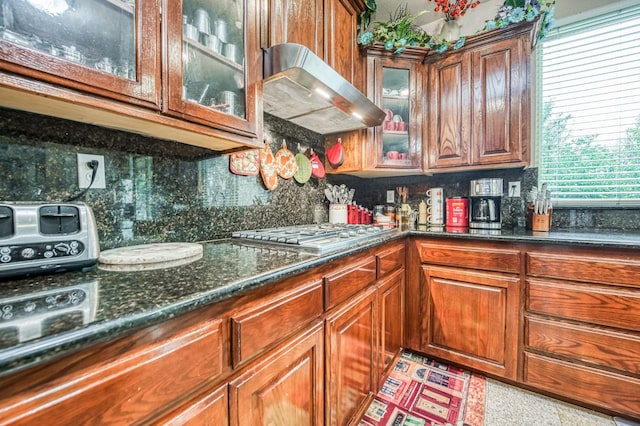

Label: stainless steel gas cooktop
[231,224,396,254]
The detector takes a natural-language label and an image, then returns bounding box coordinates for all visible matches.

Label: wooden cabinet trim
[231,278,323,367]
[157,383,229,425]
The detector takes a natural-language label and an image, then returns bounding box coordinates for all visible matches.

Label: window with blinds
[537,5,640,206]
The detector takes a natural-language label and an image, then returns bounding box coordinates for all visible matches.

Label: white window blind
[538,5,640,207]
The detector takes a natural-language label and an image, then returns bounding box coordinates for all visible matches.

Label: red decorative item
[327,138,345,168]
[428,0,480,20]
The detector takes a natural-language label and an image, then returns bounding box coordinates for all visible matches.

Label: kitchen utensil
[183,23,199,40]
[193,8,211,35]
[307,148,325,179]
[229,149,260,176]
[259,140,278,190]
[215,19,228,43]
[223,42,239,63]
[275,140,297,179]
[327,138,344,168]
[324,187,334,203]
[205,33,222,53]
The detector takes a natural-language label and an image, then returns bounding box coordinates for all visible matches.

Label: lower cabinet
[419,265,520,379]
[523,246,640,419]
[410,238,521,380]
[229,322,325,426]
[325,286,378,425]
[378,268,405,378]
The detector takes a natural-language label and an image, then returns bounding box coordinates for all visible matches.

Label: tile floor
[484,378,638,426]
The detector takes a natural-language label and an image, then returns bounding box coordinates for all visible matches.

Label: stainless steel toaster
[0,202,100,279]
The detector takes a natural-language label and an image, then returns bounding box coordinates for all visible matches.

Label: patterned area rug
[359,351,486,426]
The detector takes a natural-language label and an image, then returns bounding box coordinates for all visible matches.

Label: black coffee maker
[469,178,503,229]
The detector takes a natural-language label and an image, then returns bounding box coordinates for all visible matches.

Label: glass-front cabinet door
[0,0,160,106]
[369,54,422,171]
[163,0,261,140]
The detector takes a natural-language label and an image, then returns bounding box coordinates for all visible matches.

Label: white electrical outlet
[386,190,395,204]
[508,181,521,198]
[77,153,106,189]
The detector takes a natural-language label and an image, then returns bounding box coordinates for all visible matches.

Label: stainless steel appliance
[263,43,386,134]
[0,202,100,278]
[469,178,503,230]
[231,224,396,254]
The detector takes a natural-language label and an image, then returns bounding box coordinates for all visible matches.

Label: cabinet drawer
[527,251,640,287]
[524,352,640,418]
[0,319,226,424]
[231,279,323,367]
[324,256,377,310]
[526,315,640,375]
[377,242,405,278]
[527,279,640,331]
[417,241,520,273]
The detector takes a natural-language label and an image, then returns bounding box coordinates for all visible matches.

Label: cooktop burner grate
[231,224,396,254]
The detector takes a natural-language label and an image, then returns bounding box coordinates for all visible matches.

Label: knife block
[526,205,552,231]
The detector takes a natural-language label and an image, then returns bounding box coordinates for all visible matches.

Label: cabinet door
[420,265,519,379]
[471,37,528,165]
[427,50,472,169]
[378,268,405,379]
[163,0,262,140]
[324,0,362,89]
[370,56,423,171]
[230,322,324,426]
[0,0,160,106]
[325,286,377,425]
[260,0,323,58]
[159,384,228,426]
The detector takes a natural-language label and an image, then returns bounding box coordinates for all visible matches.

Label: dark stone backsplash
[0,108,327,250]
[1,106,638,249]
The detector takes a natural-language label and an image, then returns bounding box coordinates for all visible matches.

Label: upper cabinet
[163,0,262,140]
[259,0,324,58]
[0,0,160,107]
[426,23,533,172]
[326,47,425,177]
[326,21,537,177]
[0,0,262,151]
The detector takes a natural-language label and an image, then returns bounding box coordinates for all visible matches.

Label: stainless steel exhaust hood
[263,43,385,135]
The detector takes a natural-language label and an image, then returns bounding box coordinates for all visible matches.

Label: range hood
[263,43,385,135]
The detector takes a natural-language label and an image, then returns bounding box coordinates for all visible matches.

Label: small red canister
[446,197,469,227]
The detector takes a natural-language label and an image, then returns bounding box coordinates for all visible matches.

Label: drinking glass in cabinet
[382,68,410,162]
[181,0,246,119]
[0,0,137,79]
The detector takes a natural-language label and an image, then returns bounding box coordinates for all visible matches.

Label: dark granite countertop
[410,226,640,249]
[2,227,640,378]
[0,233,403,377]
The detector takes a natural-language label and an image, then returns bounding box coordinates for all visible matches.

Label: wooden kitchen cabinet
[425,22,533,172]
[326,47,425,177]
[325,286,378,425]
[229,322,325,426]
[523,245,640,419]
[259,0,324,58]
[157,383,229,425]
[376,242,406,377]
[0,0,263,152]
[0,0,160,107]
[408,238,521,380]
